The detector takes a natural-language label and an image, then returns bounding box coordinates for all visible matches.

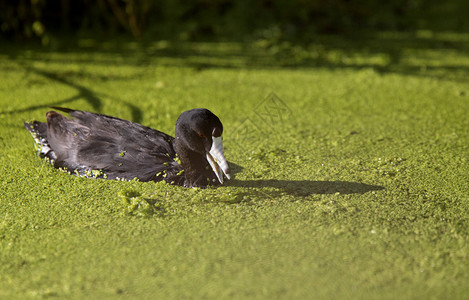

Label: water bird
[24,107,230,188]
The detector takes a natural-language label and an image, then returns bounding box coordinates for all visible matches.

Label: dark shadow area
[229,179,384,196]
[3,31,469,84]
[145,33,469,84]
[2,1,469,90]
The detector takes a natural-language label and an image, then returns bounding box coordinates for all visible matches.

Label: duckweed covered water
[0,33,468,299]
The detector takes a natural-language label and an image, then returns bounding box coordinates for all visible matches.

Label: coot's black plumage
[24,107,230,188]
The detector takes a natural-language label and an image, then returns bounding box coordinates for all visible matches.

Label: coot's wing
[46,108,184,183]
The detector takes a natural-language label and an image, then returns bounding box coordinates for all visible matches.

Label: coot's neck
[173,138,215,187]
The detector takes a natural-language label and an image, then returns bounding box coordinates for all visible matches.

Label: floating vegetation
[155,169,169,179]
[119,188,164,217]
[374,157,407,177]
[248,147,287,162]
[82,168,107,179]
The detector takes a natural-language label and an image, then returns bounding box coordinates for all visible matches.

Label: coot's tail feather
[24,121,57,162]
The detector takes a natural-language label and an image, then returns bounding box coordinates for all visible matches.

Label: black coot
[24,107,230,188]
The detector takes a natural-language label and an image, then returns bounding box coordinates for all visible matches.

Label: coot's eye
[198,132,205,138]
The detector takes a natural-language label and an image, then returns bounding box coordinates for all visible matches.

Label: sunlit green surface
[0,32,468,299]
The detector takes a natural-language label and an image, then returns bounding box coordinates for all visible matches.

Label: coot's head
[174,108,230,184]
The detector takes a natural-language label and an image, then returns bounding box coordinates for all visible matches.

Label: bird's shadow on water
[225,162,384,196]
[228,179,384,196]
